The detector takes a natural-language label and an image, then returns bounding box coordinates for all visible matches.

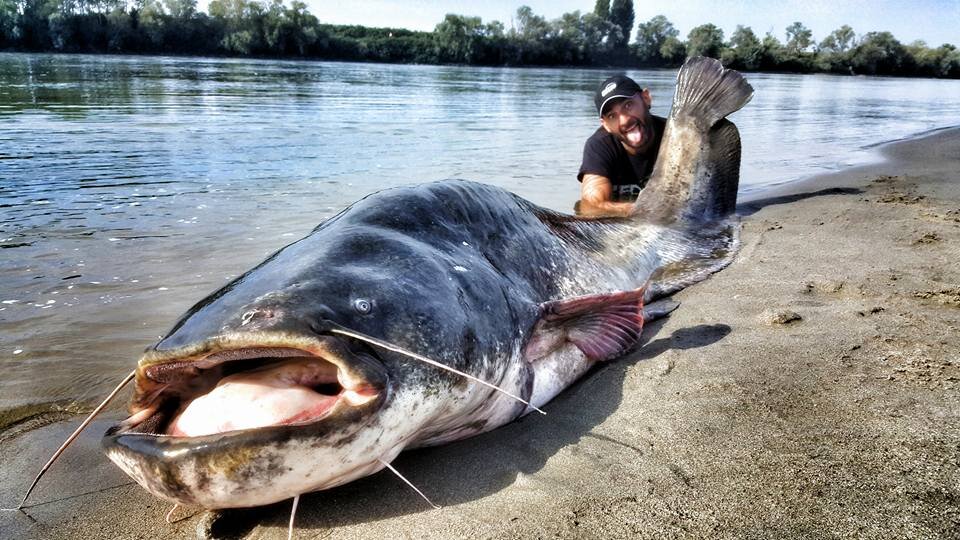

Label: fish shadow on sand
[204,319,732,538]
[736,187,862,217]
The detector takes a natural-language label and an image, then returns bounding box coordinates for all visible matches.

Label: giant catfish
[42,57,752,511]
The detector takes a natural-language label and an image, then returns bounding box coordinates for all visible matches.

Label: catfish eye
[353,298,372,314]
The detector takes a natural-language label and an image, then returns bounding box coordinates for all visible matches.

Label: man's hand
[579,174,635,217]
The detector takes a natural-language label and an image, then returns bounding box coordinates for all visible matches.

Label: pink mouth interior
[167,357,344,437]
[623,122,644,146]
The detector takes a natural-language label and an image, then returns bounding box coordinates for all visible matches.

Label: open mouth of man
[622,121,645,146]
[113,337,387,439]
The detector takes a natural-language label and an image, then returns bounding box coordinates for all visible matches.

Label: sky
[282,0,960,48]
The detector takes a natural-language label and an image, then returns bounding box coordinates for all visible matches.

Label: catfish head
[102,195,532,509]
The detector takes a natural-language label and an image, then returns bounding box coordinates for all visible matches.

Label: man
[578,74,666,216]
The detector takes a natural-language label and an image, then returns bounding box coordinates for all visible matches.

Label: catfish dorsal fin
[524,287,646,363]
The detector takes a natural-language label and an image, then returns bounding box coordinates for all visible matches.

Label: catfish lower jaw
[101,335,391,508]
[100,387,388,508]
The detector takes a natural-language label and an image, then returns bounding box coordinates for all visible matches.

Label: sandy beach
[1,127,958,539]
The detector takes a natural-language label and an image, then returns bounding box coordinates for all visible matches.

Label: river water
[2,52,960,413]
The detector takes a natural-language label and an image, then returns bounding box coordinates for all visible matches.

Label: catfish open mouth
[113,335,389,439]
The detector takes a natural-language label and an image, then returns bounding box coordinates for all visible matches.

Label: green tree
[549,10,585,64]
[937,44,960,78]
[0,0,18,45]
[163,0,195,19]
[785,21,812,53]
[548,9,588,65]
[104,6,135,51]
[514,5,549,40]
[476,20,506,63]
[591,0,624,56]
[780,21,814,71]
[686,23,723,59]
[758,32,785,69]
[508,5,552,63]
[261,0,319,56]
[582,11,618,60]
[209,0,267,55]
[722,25,762,70]
[817,25,856,73]
[608,0,633,48]
[434,13,484,63]
[135,0,167,48]
[659,35,686,65]
[633,15,677,63]
[819,25,855,53]
[593,0,609,19]
[850,31,908,75]
[47,11,71,49]
[550,10,617,64]
[908,41,960,77]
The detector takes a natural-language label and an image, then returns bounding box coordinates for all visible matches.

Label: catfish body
[101,57,753,509]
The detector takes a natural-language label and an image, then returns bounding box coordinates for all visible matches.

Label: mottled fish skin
[102,57,753,509]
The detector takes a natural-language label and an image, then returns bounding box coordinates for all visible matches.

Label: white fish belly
[527,343,592,411]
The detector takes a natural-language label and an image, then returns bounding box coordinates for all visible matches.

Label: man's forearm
[580,174,636,216]
[577,199,635,217]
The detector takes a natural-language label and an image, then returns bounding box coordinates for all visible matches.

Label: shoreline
[3,50,959,82]
[1,127,958,538]
[741,124,960,203]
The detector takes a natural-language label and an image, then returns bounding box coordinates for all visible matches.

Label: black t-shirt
[577,115,666,201]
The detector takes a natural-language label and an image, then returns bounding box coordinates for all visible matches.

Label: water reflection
[1,52,960,411]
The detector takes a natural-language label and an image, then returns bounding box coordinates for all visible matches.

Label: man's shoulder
[579,127,623,182]
[584,127,620,152]
[585,126,611,142]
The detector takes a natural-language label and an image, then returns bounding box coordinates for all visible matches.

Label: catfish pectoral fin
[525,287,646,363]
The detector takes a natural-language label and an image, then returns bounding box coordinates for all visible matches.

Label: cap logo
[601,82,617,97]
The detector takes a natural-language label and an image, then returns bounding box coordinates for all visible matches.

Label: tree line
[1,0,958,78]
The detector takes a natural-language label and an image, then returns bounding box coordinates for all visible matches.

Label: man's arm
[579,174,635,216]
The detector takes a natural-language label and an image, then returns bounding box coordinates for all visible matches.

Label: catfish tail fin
[631,57,752,224]
[671,56,753,129]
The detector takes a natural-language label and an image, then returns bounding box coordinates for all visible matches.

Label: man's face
[600,89,654,154]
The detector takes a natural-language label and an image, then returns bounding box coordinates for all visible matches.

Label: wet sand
[2,128,958,539]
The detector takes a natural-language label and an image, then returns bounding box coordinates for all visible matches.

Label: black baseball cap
[594,75,643,117]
